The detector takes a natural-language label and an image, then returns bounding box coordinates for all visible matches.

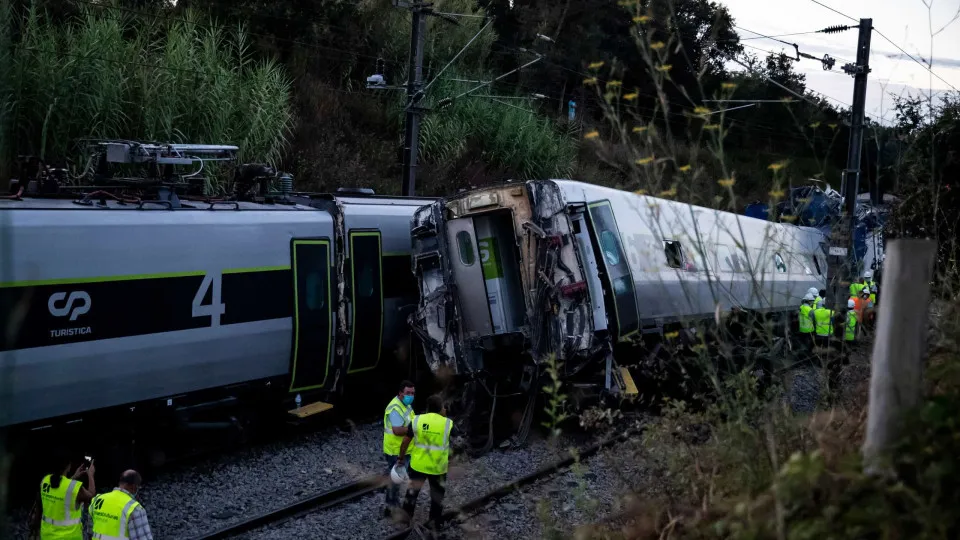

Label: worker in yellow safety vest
[864,269,878,305]
[798,293,816,350]
[32,452,96,540]
[844,298,858,345]
[396,395,454,530]
[382,380,416,518]
[813,302,835,349]
[90,469,153,540]
[850,275,866,298]
[807,288,823,308]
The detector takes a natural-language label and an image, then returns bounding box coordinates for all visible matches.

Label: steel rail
[381,427,642,540]
[189,474,387,540]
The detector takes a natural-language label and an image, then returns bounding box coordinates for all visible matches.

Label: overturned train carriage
[0,191,433,433]
[409,180,827,441]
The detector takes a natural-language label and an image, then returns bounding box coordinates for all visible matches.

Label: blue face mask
[402,395,414,406]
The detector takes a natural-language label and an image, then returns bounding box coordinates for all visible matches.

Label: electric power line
[807,0,859,23]
[871,27,960,93]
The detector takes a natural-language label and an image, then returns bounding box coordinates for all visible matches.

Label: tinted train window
[456,231,476,266]
[588,201,639,338]
[600,230,621,265]
[774,253,787,273]
[663,241,684,269]
[348,231,384,374]
[812,254,822,275]
[305,272,326,311]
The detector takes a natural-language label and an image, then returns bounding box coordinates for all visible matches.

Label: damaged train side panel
[409,182,600,383]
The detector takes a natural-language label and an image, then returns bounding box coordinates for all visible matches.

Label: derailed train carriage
[408,179,827,447]
[0,142,433,454]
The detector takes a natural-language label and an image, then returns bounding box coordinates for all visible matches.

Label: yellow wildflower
[828,123,838,129]
[633,15,651,23]
[635,156,655,165]
[584,130,600,140]
[665,331,680,339]
[703,124,720,130]
[767,160,788,172]
[718,178,735,187]
[693,106,711,116]
[583,77,598,86]
[659,188,677,197]
[809,121,821,129]
[632,125,648,133]
[588,61,605,70]
[650,41,665,51]
[769,189,785,198]
[634,189,648,195]
[781,215,797,222]
[623,92,639,101]
[606,80,623,88]
[679,164,692,172]
[721,82,737,90]
[656,64,673,72]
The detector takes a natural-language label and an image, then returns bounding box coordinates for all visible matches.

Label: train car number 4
[192,271,226,327]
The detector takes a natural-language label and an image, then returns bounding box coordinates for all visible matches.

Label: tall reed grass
[0,2,294,188]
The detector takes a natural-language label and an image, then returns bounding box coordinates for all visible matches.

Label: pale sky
[718,0,960,125]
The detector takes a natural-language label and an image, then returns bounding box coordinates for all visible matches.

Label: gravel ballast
[233,421,645,540]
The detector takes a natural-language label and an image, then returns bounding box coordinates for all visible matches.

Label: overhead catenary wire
[871,27,960,93]
[807,0,859,23]
[422,18,493,93]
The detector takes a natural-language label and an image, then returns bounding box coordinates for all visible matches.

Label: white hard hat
[847,299,855,309]
[864,270,873,279]
[807,287,819,296]
[803,293,815,301]
[390,464,408,484]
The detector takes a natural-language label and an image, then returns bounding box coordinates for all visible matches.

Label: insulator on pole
[820,25,852,34]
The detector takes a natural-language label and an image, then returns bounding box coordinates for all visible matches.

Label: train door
[585,200,640,340]
[346,230,384,374]
[290,238,335,392]
[445,219,494,337]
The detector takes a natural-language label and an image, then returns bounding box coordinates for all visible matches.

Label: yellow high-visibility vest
[798,304,814,333]
[409,412,453,475]
[383,396,414,456]
[845,311,858,341]
[90,489,141,540]
[39,474,83,540]
[850,282,865,297]
[814,307,834,337]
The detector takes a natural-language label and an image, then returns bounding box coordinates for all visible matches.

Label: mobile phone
[84,456,93,467]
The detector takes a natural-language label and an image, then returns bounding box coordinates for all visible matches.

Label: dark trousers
[402,468,447,525]
[384,454,401,508]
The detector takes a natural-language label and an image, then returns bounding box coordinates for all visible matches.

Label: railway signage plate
[828,246,848,256]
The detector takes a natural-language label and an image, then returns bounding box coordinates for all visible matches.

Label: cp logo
[93,498,104,510]
[48,292,91,321]
[42,483,50,493]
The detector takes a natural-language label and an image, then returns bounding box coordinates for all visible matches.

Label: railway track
[190,426,642,540]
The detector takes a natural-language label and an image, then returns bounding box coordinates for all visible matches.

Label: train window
[663,240,684,269]
[599,230,621,266]
[774,253,787,273]
[456,231,476,266]
[812,254,822,275]
[305,272,326,311]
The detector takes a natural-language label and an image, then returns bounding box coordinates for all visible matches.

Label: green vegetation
[0,1,294,185]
